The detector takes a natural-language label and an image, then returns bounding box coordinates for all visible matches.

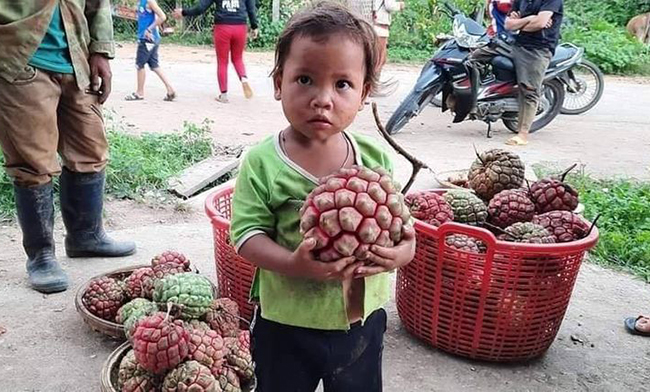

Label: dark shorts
[135,40,160,69]
[252,308,387,392]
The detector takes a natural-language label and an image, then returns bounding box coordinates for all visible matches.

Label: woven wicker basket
[76,265,218,340]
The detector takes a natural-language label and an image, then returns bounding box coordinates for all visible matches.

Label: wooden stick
[371,103,428,194]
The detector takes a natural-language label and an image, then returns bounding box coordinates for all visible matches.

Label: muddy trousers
[252,308,387,392]
[512,45,552,132]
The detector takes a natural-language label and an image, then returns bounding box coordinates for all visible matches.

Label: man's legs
[147,44,175,98]
[0,67,68,293]
[57,74,136,258]
[510,45,552,145]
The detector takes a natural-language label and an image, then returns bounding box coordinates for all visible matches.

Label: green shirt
[0,0,115,90]
[231,131,394,330]
[29,4,74,74]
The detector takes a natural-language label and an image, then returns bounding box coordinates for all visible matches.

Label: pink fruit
[300,165,409,261]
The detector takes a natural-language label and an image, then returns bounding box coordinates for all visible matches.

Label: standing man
[504,0,563,146]
[0,1,137,294]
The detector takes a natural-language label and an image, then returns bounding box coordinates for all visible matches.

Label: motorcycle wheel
[560,59,604,115]
[431,92,443,107]
[502,79,565,134]
[386,89,436,135]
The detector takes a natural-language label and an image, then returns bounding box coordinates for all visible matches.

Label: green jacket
[0,0,115,89]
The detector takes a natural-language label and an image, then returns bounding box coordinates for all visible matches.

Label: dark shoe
[60,168,136,258]
[14,183,69,293]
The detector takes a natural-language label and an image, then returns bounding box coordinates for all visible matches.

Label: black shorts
[251,308,387,392]
[135,40,160,69]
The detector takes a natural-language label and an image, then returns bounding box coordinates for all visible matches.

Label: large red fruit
[487,189,535,228]
[185,324,228,375]
[151,250,192,270]
[82,276,127,321]
[132,312,190,374]
[125,267,155,299]
[405,191,454,226]
[532,211,590,242]
[299,165,410,262]
[529,166,579,213]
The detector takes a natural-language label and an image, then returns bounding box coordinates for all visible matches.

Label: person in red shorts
[173,0,258,103]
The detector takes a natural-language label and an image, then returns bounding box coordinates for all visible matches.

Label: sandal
[505,135,528,146]
[625,316,650,336]
[125,92,144,101]
[163,91,176,102]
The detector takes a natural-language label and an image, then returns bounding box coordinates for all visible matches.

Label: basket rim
[75,264,151,339]
[204,181,236,229]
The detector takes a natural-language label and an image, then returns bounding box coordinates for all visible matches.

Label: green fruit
[443,190,488,226]
[153,273,214,319]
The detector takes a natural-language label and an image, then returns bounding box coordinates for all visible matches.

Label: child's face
[274,33,369,141]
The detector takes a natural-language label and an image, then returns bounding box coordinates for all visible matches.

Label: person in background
[125,0,176,101]
[230,3,416,390]
[0,2,137,294]
[504,0,563,146]
[173,0,258,103]
[487,0,514,39]
[372,0,405,76]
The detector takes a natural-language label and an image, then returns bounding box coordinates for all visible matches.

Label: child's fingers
[368,244,397,261]
[298,238,317,255]
[341,261,365,279]
[325,256,357,276]
[363,251,394,268]
[354,264,387,278]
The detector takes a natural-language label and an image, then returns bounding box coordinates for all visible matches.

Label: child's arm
[353,225,416,278]
[146,0,166,36]
[239,235,363,281]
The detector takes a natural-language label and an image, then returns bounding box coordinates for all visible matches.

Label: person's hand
[354,225,416,278]
[144,29,154,42]
[509,11,520,19]
[89,54,112,104]
[544,18,553,29]
[288,238,363,281]
[172,8,183,19]
[251,28,259,39]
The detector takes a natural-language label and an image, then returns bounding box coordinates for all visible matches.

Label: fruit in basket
[132,312,190,374]
[299,165,409,262]
[143,261,192,299]
[152,250,192,270]
[405,191,454,226]
[498,222,556,244]
[117,298,158,324]
[445,234,486,253]
[185,319,212,332]
[118,349,159,392]
[487,189,535,228]
[153,273,214,319]
[443,190,488,226]
[532,210,590,242]
[214,365,241,392]
[468,149,525,201]
[237,330,250,352]
[223,337,254,383]
[82,276,127,321]
[203,298,240,337]
[125,267,155,299]
[186,324,228,372]
[529,166,579,213]
[162,360,220,392]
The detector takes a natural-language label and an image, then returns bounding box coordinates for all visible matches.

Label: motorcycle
[386,1,584,137]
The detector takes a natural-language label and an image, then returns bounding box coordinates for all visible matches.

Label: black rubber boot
[60,168,136,258]
[14,183,69,293]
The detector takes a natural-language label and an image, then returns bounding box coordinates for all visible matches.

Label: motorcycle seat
[491,55,515,71]
[549,45,577,68]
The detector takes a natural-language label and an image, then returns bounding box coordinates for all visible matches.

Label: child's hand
[289,238,364,281]
[354,225,416,278]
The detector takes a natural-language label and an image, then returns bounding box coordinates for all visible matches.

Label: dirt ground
[1,43,650,391]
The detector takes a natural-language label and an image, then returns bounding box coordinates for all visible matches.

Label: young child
[125,0,176,102]
[229,2,416,391]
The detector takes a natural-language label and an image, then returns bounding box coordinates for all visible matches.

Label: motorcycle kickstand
[485,121,493,138]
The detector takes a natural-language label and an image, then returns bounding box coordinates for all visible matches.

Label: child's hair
[270,1,381,95]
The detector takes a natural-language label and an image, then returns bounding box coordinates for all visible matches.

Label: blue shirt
[137,0,161,43]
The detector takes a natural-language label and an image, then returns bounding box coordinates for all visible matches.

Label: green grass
[536,166,650,281]
[0,114,214,222]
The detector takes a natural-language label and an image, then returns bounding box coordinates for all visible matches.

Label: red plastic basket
[397,190,599,362]
[205,183,256,325]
